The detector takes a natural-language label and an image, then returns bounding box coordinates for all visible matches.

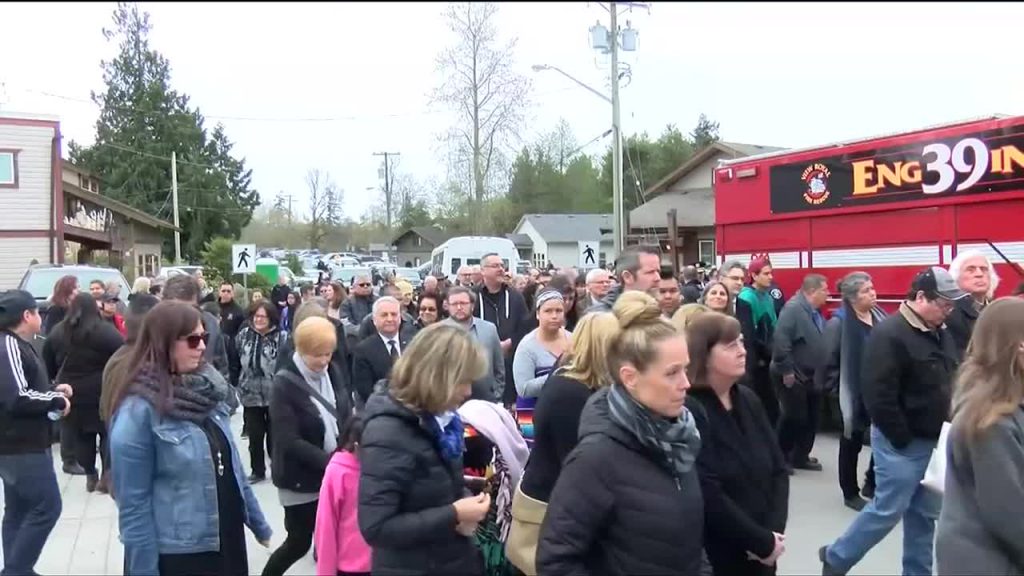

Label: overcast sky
[4,2,1022,221]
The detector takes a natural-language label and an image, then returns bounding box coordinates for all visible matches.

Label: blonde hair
[132,276,151,295]
[559,312,619,390]
[610,291,680,375]
[952,297,1024,438]
[294,316,337,356]
[672,303,711,332]
[390,323,488,414]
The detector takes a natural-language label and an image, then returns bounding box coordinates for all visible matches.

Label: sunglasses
[183,333,210,350]
[420,306,438,313]
[357,283,371,288]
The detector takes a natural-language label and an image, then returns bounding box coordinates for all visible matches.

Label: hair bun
[612,291,663,330]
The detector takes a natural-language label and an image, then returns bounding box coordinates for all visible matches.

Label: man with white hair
[946,249,1000,360]
[578,268,612,313]
[350,297,413,402]
[456,265,474,287]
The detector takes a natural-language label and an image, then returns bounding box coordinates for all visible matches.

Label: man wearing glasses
[820,267,964,576]
[341,274,376,325]
[475,253,529,406]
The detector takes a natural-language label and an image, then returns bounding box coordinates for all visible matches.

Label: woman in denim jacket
[109,301,272,576]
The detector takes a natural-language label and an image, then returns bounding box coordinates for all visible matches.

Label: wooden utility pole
[667,209,679,277]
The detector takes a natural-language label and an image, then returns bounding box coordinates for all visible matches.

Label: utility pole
[610,1,623,256]
[373,151,400,230]
[171,151,181,264]
[285,194,295,225]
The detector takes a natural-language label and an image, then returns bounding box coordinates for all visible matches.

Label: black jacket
[43,320,123,406]
[862,303,959,449]
[42,304,66,336]
[351,329,413,403]
[521,371,595,503]
[687,386,789,576]
[682,280,703,305]
[356,312,418,343]
[770,292,827,386]
[217,300,246,339]
[537,388,709,576]
[270,284,292,313]
[0,331,66,454]
[475,283,530,403]
[341,294,376,325]
[358,391,481,576]
[269,354,354,494]
[944,297,982,361]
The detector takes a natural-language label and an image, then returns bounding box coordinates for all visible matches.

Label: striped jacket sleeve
[0,333,63,416]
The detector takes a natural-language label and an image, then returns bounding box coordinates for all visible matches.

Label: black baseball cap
[911,267,968,301]
[0,290,38,328]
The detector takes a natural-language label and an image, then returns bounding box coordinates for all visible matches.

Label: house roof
[63,181,179,231]
[391,226,449,247]
[506,233,532,248]
[516,213,614,244]
[644,141,785,197]
[629,187,715,229]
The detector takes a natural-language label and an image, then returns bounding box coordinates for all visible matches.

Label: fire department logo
[801,163,831,205]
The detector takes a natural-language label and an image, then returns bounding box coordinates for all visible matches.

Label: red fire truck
[714,114,1024,311]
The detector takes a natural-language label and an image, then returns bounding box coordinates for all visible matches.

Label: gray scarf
[606,384,701,483]
[131,363,228,423]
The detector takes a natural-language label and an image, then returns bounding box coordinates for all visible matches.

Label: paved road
[17,413,903,575]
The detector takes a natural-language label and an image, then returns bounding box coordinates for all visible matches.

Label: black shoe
[247,473,266,484]
[861,484,875,499]
[844,496,867,511]
[794,460,824,472]
[819,545,846,576]
[63,462,87,475]
[807,456,820,465]
[86,473,99,493]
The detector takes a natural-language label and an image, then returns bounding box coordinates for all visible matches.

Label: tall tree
[68,2,259,261]
[691,113,721,149]
[432,2,531,231]
[306,169,340,250]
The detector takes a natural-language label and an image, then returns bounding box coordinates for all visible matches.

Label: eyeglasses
[357,283,371,288]
[420,306,438,313]
[183,333,210,349]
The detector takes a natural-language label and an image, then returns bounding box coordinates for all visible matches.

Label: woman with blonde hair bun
[358,323,493,575]
[936,297,1024,575]
[673,302,711,332]
[538,291,708,575]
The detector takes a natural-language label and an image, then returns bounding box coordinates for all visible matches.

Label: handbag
[920,421,951,493]
[505,481,548,576]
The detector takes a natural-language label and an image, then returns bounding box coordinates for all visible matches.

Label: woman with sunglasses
[415,293,442,328]
[109,301,271,576]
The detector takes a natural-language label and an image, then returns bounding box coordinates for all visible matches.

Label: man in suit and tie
[351,297,413,403]
[443,286,505,402]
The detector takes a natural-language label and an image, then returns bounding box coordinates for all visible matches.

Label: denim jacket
[110,394,273,575]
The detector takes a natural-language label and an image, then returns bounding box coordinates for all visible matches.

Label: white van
[430,236,520,280]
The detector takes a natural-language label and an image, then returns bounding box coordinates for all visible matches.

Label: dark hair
[614,245,661,278]
[219,281,233,290]
[125,293,161,344]
[659,266,676,281]
[446,285,476,305]
[89,279,105,289]
[337,414,364,453]
[418,292,440,310]
[163,275,200,303]
[248,300,280,327]
[111,301,204,416]
[149,284,162,296]
[685,311,743,387]
[64,293,106,346]
[52,275,78,309]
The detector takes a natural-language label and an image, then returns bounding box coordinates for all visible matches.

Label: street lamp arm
[533,64,612,105]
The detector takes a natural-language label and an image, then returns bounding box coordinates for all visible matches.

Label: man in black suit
[350,296,414,403]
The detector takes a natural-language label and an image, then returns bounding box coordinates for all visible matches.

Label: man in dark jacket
[474,253,530,405]
[270,273,292,316]
[680,265,703,304]
[0,290,71,576]
[215,282,246,387]
[351,298,415,403]
[772,274,830,472]
[587,245,662,314]
[340,274,376,325]
[821,267,964,576]
[945,249,996,360]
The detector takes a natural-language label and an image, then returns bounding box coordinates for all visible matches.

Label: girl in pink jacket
[315,416,372,576]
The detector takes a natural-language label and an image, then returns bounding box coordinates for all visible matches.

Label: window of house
[533,253,546,269]
[698,240,716,265]
[414,257,421,266]
[0,151,18,188]
[416,236,422,247]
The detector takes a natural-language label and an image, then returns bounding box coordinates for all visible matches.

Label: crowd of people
[0,246,1022,575]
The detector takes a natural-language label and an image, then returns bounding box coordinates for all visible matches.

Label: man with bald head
[456,266,474,287]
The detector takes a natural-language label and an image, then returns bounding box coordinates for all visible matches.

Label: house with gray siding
[391,226,450,267]
[513,214,615,269]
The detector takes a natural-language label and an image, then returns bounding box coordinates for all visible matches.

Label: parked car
[332,266,371,289]
[19,264,130,319]
[157,264,204,278]
[393,267,423,289]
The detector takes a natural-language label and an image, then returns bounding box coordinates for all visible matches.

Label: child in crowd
[314,415,371,576]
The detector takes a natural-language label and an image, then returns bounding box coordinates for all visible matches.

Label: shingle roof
[518,213,614,244]
[392,226,449,247]
[506,233,532,248]
[644,141,785,197]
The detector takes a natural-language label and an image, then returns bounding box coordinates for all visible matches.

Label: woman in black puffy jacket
[537,292,709,575]
[358,323,493,576]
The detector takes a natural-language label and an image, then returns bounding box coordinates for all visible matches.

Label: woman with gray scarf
[265,316,355,576]
[538,291,710,575]
[817,272,886,511]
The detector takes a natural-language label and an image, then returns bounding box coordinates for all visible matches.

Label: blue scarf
[425,410,465,462]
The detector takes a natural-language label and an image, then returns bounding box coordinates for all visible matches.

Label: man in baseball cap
[0,290,71,575]
[820,267,961,576]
